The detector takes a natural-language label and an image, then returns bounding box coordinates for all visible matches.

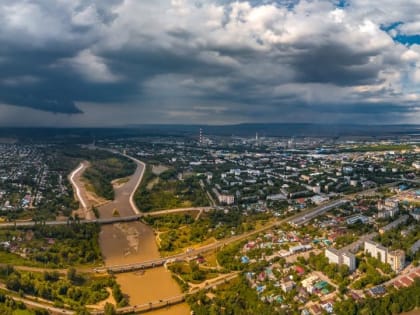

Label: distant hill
[126,123,420,137]
[0,124,419,141]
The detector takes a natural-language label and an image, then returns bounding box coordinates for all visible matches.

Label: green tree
[104,302,116,315]
[67,267,77,282]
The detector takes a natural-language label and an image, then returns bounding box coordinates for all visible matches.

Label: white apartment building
[213,188,235,205]
[342,252,356,272]
[387,250,405,272]
[364,241,405,272]
[325,248,340,264]
[325,248,356,271]
[364,240,388,263]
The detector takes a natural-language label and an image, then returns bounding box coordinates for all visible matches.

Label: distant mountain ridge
[125,123,420,137]
[0,123,419,141]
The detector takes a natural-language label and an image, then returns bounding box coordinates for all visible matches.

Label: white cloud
[60,49,120,83]
[1,0,420,124]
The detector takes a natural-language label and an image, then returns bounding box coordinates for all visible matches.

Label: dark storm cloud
[0,0,124,113]
[0,0,419,124]
[0,49,81,113]
[290,43,382,86]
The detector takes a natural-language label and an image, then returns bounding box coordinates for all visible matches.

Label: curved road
[69,162,89,211]
[123,153,145,215]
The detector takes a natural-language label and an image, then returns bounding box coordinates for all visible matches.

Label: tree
[67,267,77,282]
[104,302,116,315]
[6,274,21,291]
[338,283,348,295]
[390,302,400,314]
[76,308,91,315]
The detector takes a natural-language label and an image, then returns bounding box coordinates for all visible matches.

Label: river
[96,159,190,314]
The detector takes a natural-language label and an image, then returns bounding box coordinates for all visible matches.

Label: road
[0,283,74,315]
[123,153,145,215]
[288,199,349,226]
[288,181,400,227]
[0,207,212,228]
[69,161,90,213]
[187,272,240,292]
[386,177,420,185]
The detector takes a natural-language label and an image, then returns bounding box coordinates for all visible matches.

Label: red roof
[350,292,362,301]
[309,304,322,315]
[393,281,405,289]
[295,266,305,274]
[408,274,418,282]
[400,277,413,286]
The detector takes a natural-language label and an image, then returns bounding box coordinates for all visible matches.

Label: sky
[0,0,420,127]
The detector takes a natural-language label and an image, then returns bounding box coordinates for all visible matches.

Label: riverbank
[69,153,190,314]
[96,157,189,314]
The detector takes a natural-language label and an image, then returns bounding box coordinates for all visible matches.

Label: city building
[281,281,296,293]
[410,208,420,222]
[325,248,340,265]
[364,240,387,263]
[377,198,399,219]
[342,252,356,272]
[212,188,235,205]
[346,214,369,225]
[325,248,356,271]
[410,239,420,255]
[289,244,312,254]
[364,241,406,271]
[387,250,405,272]
[379,215,409,234]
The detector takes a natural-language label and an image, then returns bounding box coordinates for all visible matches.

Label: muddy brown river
[96,158,190,314]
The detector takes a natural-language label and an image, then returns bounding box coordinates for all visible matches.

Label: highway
[288,199,349,226]
[386,177,420,185]
[288,181,401,227]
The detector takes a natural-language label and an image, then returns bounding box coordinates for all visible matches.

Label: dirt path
[86,287,116,310]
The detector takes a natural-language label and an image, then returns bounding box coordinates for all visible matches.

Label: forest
[135,167,209,211]
[0,223,102,268]
[83,156,135,200]
[0,265,128,310]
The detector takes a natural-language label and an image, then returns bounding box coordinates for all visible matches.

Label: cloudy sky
[0,0,420,126]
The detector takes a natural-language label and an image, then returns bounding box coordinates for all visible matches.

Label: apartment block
[387,250,405,272]
[364,241,405,272]
[325,248,356,271]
